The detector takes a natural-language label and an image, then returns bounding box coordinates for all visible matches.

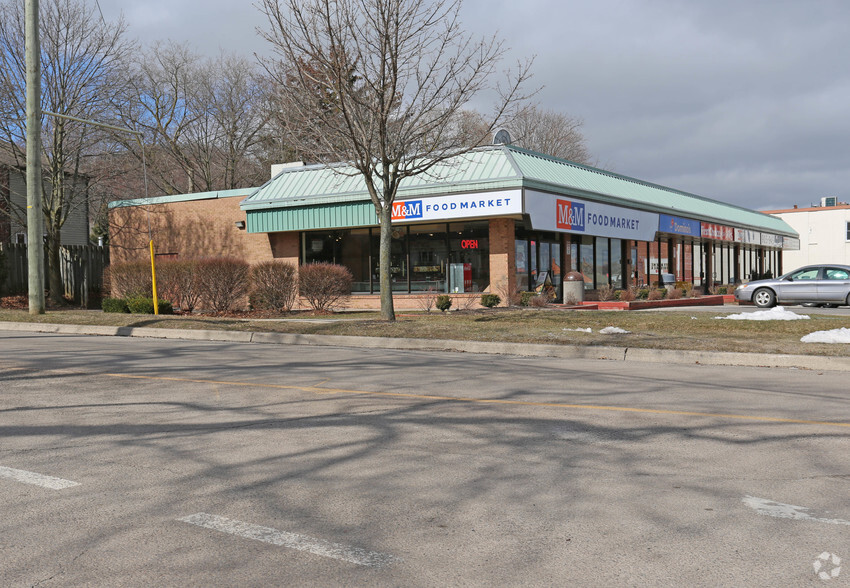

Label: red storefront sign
[700,223,734,241]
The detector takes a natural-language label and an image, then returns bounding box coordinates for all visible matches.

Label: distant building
[1,152,90,246]
[766,197,850,268]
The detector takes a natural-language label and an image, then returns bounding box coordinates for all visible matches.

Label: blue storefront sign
[659,214,700,237]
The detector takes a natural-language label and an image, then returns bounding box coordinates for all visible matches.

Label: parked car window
[788,268,820,280]
[825,268,850,280]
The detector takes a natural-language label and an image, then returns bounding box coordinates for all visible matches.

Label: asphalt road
[1,330,849,587]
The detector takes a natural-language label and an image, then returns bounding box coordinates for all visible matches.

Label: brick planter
[578,295,727,311]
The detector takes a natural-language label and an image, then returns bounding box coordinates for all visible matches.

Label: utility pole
[25,0,45,314]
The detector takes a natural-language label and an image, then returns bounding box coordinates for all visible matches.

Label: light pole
[25,0,44,314]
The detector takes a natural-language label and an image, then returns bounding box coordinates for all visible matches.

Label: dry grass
[0,307,847,357]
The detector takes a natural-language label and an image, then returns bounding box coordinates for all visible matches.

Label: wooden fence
[0,243,109,307]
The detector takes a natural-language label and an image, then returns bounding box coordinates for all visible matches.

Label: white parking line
[743,495,850,526]
[0,466,80,490]
[178,513,398,567]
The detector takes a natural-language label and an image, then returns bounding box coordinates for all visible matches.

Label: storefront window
[610,238,622,289]
[580,236,594,289]
[550,241,562,300]
[304,222,490,295]
[448,222,489,292]
[303,230,371,292]
[409,224,448,292]
[595,237,609,288]
[530,239,538,287]
[516,239,529,292]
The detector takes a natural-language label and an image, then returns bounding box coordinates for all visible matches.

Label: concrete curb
[1,321,846,371]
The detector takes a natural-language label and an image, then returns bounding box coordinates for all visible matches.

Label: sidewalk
[2,320,847,372]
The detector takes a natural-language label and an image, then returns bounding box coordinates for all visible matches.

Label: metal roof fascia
[521,179,796,237]
[109,188,251,209]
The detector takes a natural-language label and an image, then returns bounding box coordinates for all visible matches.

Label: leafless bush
[156,260,203,312]
[647,288,665,301]
[250,261,297,312]
[530,294,549,307]
[197,257,251,312]
[667,287,684,300]
[298,263,353,312]
[619,286,637,302]
[494,278,520,307]
[106,261,151,298]
[597,284,615,301]
[415,287,439,312]
[454,295,479,310]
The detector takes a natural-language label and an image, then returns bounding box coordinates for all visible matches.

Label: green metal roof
[239,145,795,237]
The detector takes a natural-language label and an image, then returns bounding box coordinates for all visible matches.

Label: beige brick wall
[109,195,273,264]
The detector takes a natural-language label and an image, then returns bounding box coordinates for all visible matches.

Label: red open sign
[461,239,479,249]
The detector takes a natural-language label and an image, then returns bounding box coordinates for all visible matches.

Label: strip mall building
[109,145,798,308]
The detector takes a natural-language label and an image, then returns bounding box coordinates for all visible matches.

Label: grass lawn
[1,306,848,357]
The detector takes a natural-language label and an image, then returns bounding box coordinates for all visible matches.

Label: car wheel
[753,288,776,308]
[846,293,850,307]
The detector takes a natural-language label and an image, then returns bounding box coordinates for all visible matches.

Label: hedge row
[105,258,352,313]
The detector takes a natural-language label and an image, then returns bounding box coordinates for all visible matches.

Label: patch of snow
[600,326,630,334]
[715,306,810,321]
[563,327,592,333]
[801,328,850,344]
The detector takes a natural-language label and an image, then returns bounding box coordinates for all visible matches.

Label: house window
[15,232,25,244]
[846,221,850,241]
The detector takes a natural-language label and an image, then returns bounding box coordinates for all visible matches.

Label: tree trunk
[378,205,395,321]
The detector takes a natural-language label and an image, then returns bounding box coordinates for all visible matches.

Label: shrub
[436,294,452,312]
[519,291,535,306]
[126,296,173,314]
[619,286,637,302]
[717,286,728,295]
[647,288,665,301]
[415,287,439,312]
[250,261,297,312]
[102,297,129,313]
[667,287,684,300]
[480,293,501,308]
[530,294,549,307]
[298,262,353,312]
[196,257,251,312]
[106,261,152,298]
[156,260,203,312]
[494,279,519,307]
[597,284,615,301]
[637,288,650,300]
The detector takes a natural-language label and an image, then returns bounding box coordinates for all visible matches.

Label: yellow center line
[105,373,850,429]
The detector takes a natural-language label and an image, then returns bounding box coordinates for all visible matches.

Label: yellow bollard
[149,240,159,315]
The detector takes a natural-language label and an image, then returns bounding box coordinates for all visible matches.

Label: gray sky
[96,0,850,211]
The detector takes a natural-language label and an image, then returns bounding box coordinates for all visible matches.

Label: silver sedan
[734,264,850,308]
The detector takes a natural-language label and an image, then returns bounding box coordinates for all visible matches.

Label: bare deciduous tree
[258,0,532,321]
[111,42,268,196]
[0,0,132,303]
[508,105,592,164]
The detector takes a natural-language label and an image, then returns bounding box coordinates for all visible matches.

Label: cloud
[98,0,850,210]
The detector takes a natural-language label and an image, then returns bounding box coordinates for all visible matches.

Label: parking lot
[2,330,850,586]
